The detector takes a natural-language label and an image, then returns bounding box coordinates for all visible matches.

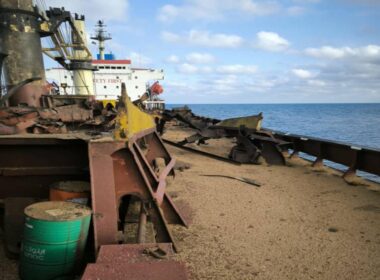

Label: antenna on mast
[91,20,112,60]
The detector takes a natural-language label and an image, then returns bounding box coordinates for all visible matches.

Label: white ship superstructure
[45,20,165,103]
[46,60,164,101]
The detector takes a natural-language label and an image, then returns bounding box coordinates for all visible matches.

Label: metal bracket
[89,130,187,253]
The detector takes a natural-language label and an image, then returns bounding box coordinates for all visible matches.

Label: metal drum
[19,201,92,280]
[49,181,91,205]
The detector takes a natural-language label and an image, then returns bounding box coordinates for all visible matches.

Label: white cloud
[161,31,181,42]
[186,53,216,64]
[176,63,259,75]
[44,0,129,22]
[292,0,320,3]
[295,44,380,98]
[287,6,306,15]
[162,30,244,48]
[165,58,380,103]
[305,46,350,59]
[216,65,258,74]
[176,64,214,74]
[292,68,315,79]
[157,0,280,23]
[308,80,326,86]
[166,55,180,64]
[239,0,281,15]
[293,0,321,4]
[255,31,290,52]
[157,5,181,22]
[175,62,258,75]
[305,45,380,61]
[341,0,380,5]
[211,75,240,93]
[177,63,199,74]
[201,66,214,74]
[130,52,152,66]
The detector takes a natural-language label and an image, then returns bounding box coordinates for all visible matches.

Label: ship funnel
[0,0,46,107]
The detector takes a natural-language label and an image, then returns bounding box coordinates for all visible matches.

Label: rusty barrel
[19,201,91,280]
[49,181,91,205]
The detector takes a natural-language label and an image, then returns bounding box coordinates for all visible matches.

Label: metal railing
[270,129,380,178]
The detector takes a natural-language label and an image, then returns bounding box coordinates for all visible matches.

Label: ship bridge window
[99,66,105,69]
[117,67,122,69]
[105,66,110,69]
[111,66,116,69]
[122,67,126,69]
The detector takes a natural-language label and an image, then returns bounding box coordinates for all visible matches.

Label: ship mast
[91,20,112,60]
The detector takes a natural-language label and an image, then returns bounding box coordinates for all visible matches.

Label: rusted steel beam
[133,132,187,226]
[89,130,186,253]
[271,130,380,177]
[83,243,189,280]
[155,158,175,205]
[163,139,241,165]
[0,136,89,198]
[0,166,84,176]
[0,132,187,253]
[137,203,147,244]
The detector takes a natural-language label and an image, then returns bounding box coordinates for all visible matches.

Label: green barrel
[19,201,92,280]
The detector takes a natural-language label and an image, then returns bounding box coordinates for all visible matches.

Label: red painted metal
[89,130,187,253]
[82,243,189,279]
[0,130,187,256]
[0,136,89,199]
[92,59,131,64]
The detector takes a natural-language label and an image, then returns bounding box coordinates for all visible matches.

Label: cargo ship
[0,1,379,280]
[45,20,165,107]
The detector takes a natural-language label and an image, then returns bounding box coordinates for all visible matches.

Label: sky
[43,0,380,104]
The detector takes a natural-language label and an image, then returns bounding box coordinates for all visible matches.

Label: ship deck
[164,124,380,280]
[1,124,379,280]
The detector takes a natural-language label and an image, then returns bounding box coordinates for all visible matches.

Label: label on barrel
[25,223,34,229]
[23,244,46,261]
